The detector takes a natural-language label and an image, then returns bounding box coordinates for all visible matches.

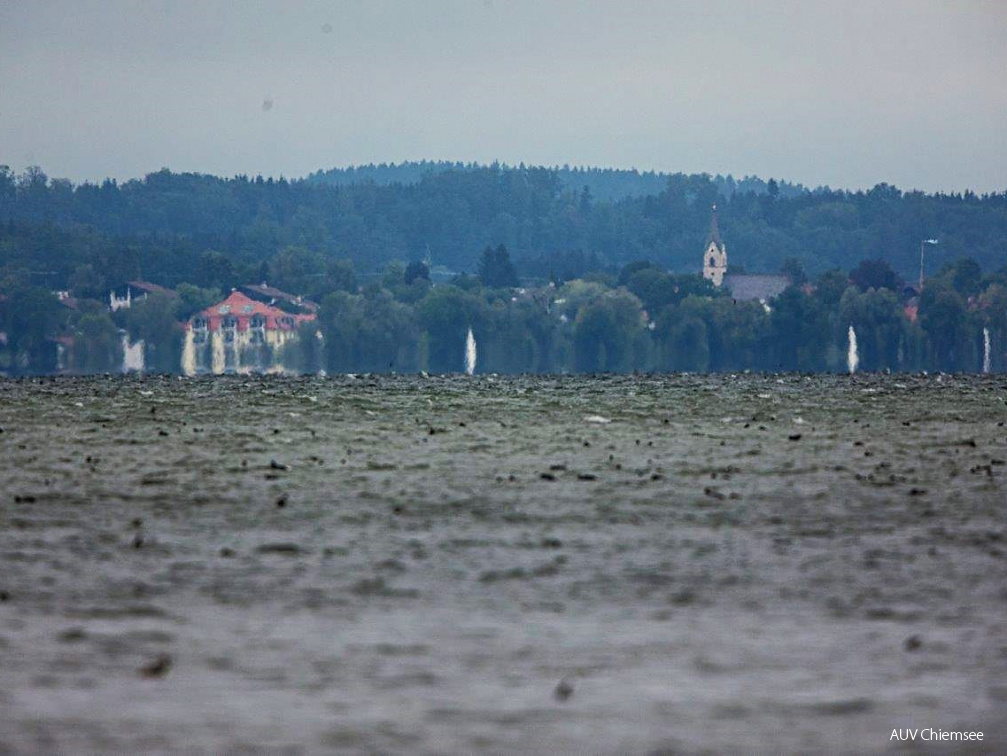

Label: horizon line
[3,158,1005,198]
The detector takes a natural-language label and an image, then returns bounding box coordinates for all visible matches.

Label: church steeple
[708,203,723,248]
[702,204,727,287]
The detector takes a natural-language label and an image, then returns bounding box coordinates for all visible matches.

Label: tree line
[1,241,1004,375]
[2,162,1005,291]
[306,161,810,202]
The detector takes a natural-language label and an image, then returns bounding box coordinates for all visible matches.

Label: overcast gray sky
[1,0,1004,192]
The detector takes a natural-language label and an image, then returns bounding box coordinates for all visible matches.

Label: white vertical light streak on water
[848,326,859,375]
[983,327,991,374]
[465,327,477,376]
[121,333,145,373]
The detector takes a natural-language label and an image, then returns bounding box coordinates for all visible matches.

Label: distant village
[10,209,768,375]
[0,206,992,376]
[699,206,926,323]
[48,282,321,376]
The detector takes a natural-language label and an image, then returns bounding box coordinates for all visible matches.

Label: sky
[1,0,1005,192]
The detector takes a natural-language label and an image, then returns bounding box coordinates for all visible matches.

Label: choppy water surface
[0,374,1005,754]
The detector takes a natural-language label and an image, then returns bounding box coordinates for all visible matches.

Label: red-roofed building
[182,291,317,375]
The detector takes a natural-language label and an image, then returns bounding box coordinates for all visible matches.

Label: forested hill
[1,163,1005,294]
[306,161,809,202]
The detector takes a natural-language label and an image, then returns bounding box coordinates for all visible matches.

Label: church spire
[702,204,727,288]
[708,204,723,248]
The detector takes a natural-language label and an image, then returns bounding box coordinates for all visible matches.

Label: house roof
[190,290,315,332]
[240,283,318,312]
[241,283,296,301]
[122,280,177,298]
[724,274,791,302]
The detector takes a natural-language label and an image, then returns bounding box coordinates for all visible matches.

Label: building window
[222,316,237,343]
[192,317,208,345]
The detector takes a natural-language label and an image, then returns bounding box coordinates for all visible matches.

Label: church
[701,206,790,305]
[701,205,729,286]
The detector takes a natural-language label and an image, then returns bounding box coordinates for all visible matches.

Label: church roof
[723,274,791,302]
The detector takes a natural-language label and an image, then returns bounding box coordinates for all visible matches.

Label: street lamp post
[919,239,939,291]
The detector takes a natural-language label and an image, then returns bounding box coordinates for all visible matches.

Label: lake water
[0,374,1004,753]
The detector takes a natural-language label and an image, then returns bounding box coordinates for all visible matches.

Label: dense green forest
[0,162,1005,376]
[306,161,810,202]
[2,163,1005,290]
